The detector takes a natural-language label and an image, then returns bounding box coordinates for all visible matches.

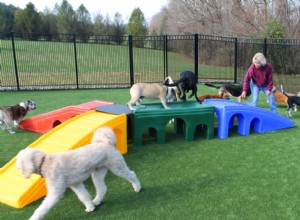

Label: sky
[1,0,169,22]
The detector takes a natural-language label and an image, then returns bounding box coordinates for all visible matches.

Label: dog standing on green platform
[127,82,180,111]
[163,70,202,103]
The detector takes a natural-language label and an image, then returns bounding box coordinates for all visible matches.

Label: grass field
[0,85,300,219]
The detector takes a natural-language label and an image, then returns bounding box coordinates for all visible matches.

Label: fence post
[11,31,20,90]
[73,33,79,89]
[164,35,168,78]
[128,35,134,86]
[234,37,238,83]
[194,34,199,83]
[264,38,267,57]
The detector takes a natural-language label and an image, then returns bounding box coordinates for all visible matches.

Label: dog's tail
[203,83,221,89]
[281,84,289,97]
[163,77,186,87]
[92,126,117,147]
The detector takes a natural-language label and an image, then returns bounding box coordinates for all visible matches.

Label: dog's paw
[85,205,95,212]
[133,183,141,192]
[8,130,15,134]
[13,121,19,128]
[93,198,102,206]
[0,123,5,130]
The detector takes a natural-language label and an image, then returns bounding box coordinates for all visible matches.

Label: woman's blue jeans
[250,80,277,113]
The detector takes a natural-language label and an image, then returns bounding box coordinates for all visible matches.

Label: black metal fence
[1,32,300,92]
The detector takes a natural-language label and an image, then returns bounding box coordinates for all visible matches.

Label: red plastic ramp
[20,100,114,134]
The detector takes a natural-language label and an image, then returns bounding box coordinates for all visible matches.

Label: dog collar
[39,156,45,177]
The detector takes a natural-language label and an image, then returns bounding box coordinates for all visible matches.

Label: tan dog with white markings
[127,82,180,111]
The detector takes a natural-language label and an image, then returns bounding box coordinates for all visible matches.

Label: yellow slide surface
[0,110,127,208]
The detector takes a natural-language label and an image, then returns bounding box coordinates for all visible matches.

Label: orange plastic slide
[20,100,114,134]
[0,110,127,208]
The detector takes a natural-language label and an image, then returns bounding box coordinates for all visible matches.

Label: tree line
[149,0,300,39]
[0,0,148,42]
[2,0,299,40]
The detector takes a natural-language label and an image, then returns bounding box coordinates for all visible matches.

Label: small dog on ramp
[204,82,251,102]
[0,100,36,134]
[127,81,180,111]
[16,126,141,220]
[163,70,202,103]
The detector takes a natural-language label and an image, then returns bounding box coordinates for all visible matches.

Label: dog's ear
[92,126,116,146]
[16,149,43,178]
[16,149,34,178]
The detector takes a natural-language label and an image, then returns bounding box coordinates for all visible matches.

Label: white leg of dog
[107,154,141,192]
[0,120,5,130]
[160,98,170,109]
[91,167,108,206]
[29,186,66,220]
[136,99,145,109]
[14,118,22,128]
[69,183,95,212]
[6,121,15,134]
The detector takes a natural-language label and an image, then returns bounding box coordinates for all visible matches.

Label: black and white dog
[281,86,300,117]
[163,70,202,103]
[0,100,36,134]
[204,82,251,102]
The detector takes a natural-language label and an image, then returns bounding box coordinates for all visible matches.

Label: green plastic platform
[131,101,215,146]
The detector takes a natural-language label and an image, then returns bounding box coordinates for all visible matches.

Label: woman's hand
[241,91,247,98]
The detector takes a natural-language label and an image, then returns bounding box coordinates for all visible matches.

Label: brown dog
[198,93,230,102]
[273,89,297,112]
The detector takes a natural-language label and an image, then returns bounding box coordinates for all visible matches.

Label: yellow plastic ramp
[0,110,127,208]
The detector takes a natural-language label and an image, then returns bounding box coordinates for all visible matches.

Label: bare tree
[150,0,300,38]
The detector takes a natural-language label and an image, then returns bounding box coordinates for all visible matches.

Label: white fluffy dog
[16,126,141,220]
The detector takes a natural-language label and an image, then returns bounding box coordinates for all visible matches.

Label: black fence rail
[1,32,300,92]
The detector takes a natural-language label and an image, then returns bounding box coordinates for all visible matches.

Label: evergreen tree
[93,13,106,35]
[40,7,58,37]
[0,3,16,32]
[127,8,147,47]
[54,0,76,34]
[14,3,41,33]
[75,4,92,42]
[111,12,126,44]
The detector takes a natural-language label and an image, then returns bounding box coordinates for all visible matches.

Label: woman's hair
[252,52,267,66]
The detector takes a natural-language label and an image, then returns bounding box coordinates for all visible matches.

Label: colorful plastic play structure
[19,100,114,134]
[131,101,215,146]
[0,98,294,209]
[204,99,294,138]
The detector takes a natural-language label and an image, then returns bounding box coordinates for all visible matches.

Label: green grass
[1,85,300,219]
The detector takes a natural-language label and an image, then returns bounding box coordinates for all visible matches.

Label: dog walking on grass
[16,126,141,220]
[0,100,36,134]
[281,85,300,117]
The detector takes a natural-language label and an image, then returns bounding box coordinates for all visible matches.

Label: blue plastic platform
[94,104,132,115]
[204,99,294,139]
